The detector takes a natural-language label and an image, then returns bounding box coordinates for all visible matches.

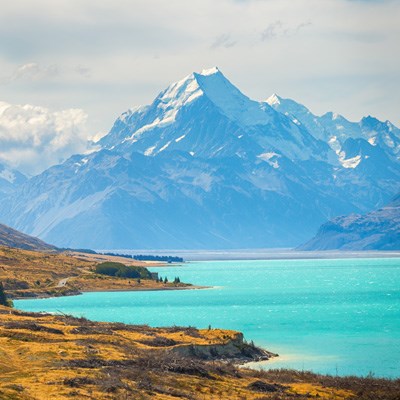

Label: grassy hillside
[0,247,399,399]
[0,223,57,252]
[0,306,399,399]
[0,247,189,299]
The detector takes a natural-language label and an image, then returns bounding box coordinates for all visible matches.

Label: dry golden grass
[67,251,159,267]
[0,305,369,400]
[1,247,399,399]
[0,246,190,299]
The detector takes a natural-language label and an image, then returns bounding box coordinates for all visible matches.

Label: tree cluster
[95,262,152,279]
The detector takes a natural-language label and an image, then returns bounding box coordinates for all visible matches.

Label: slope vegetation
[0,247,188,299]
[0,223,56,251]
[1,306,399,399]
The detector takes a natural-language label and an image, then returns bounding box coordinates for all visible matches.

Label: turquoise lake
[15,258,400,378]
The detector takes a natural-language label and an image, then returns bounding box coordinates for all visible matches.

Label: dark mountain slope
[300,194,400,250]
[0,223,57,251]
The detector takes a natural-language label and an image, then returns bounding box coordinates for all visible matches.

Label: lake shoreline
[14,257,400,379]
[104,248,400,261]
[11,284,211,300]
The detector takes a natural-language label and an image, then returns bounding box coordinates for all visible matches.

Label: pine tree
[0,282,8,306]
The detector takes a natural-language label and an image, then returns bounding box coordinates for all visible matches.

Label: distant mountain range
[0,162,26,199]
[0,222,56,252]
[300,193,400,251]
[0,68,399,249]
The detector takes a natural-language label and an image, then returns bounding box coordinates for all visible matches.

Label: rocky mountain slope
[300,193,400,250]
[0,222,56,251]
[0,68,399,249]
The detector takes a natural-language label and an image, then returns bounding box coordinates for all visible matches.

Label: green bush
[0,282,9,307]
[95,262,152,279]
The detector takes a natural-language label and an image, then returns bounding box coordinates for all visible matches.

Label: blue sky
[0,0,399,174]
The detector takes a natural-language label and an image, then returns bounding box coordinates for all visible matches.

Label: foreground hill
[0,68,399,249]
[1,306,399,399]
[300,193,400,250]
[0,247,188,299]
[0,223,56,252]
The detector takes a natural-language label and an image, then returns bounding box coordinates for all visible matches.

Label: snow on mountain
[266,95,400,164]
[0,69,399,249]
[0,162,26,198]
[102,68,333,165]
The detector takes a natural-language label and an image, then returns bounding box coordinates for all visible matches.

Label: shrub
[95,262,152,279]
[0,282,9,306]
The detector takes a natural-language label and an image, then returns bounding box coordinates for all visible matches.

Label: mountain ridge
[0,162,26,199]
[300,193,400,251]
[0,222,56,252]
[0,68,399,249]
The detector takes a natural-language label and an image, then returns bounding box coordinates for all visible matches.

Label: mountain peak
[265,93,282,106]
[199,66,221,76]
[192,68,272,127]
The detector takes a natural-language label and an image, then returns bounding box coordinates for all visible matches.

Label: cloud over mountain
[0,101,94,175]
[0,68,398,249]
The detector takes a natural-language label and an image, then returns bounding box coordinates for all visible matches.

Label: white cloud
[211,34,237,49]
[0,0,398,139]
[0,101,95,175]
[1,62,91,84]
[7,63,59,82]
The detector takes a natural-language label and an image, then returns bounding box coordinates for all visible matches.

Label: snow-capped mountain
[0,68,399,249]
[101,68,332,163]
[266,94,400,163]
[0,162,26,198]
[300,193,400,251]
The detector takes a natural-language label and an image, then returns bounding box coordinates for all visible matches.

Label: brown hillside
[0,223,57,252]
[0,306,399,399]
[0,247,190,299]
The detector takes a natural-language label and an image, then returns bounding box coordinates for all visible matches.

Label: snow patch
[0,169,15,183]
[119,105,149,122]
[194,70,271,127]
[385,135,394,148]
[126,74,203,142]
[292,118,301,126]
[214,146,225,155]
[175,134,186,142]
[158,141,171,153]
[340,155,362,169]
[144,146,156,156]
[200,67,220,76]
[265,94,281,106]
[328,136,342,154]
[257,152,281,169]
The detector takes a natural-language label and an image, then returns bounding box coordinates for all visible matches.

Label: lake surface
[15,258,400,378]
